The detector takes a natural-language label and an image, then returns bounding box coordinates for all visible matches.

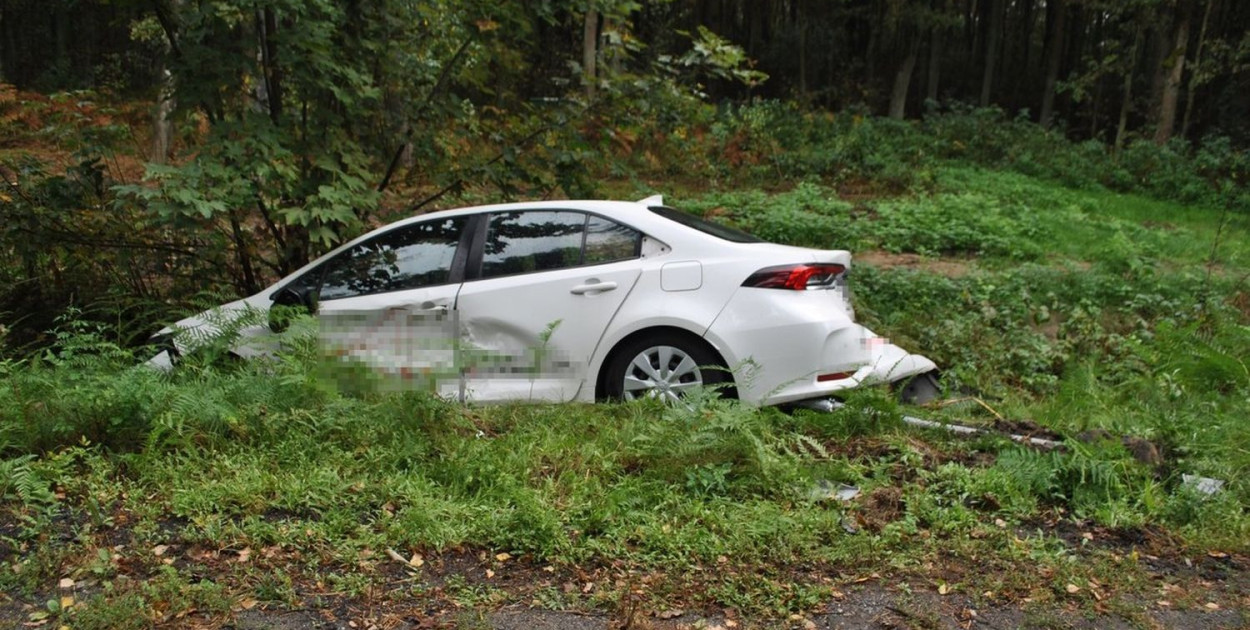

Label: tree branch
[150,0,183,61]
[252,187,287,252]
[377,35,475,193]
[150,0,220,125]
[409,101,595,213]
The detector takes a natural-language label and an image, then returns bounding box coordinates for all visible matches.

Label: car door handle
[570,280,618,295]
[418,301,450,311]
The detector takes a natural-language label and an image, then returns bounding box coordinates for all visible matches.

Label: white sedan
[148,196,936,406]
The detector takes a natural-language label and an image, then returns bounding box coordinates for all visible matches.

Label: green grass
[934,167,1250,269]
[2,165,1247,624]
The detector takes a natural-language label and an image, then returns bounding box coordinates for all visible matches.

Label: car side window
[319,217,465,301]
[481,211,586,278]
[479,211,642,279]
[584,215,641,264]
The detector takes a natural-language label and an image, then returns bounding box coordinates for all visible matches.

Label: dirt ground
[217,576,1248,630]
[853,250,976,278]
[6,542,1243,630]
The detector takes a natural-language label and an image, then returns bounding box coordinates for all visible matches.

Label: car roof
[341,198,692,254]
[372,198,658,232]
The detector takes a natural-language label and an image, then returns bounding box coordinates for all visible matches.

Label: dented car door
[454,210,643,402]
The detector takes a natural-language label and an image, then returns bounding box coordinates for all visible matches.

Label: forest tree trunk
[1040,0,1067,127]
[1115,29,1142,154]
[980,0,1003,106]
[1181,0,1214,138]
[798,16,808,101]
[151,67,174,164]
[1147,26,1169,123]
[260,7,283,125]
[0,9,8,83]
[926,27,942,102]
[583,8,598,98]
[1155,2,1191,144]
[890,42,919,119]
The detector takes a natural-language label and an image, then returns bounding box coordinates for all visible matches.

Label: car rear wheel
[603,333,730,403]
[897,370,942,405]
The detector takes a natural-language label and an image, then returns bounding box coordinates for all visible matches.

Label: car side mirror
[269,287,315,333]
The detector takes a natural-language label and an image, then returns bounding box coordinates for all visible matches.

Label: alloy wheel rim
[622,345,703,404]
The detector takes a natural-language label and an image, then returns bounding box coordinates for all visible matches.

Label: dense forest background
[4,1,1249,142]
[1,0,1248,351]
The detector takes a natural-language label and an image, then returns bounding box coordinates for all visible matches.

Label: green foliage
[665,26,769,91]
[679,181,859,248]
[658,102,1246,213]
[3,31,1249,617]
[697,101,933,187]
[872,192,1046,258]
[0,455,56,506]
[918,105,1247,211]
[631,392,804,495]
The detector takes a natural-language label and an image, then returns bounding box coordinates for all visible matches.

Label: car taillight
[742,263,847,290]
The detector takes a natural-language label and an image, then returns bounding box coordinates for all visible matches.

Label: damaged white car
[147,196,937,406]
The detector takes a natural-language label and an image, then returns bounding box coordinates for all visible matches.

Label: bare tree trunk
[926,26,942,102]
[748,0,762,56]
[865,16,878,88]
[967,0,979,59]
[827,18,837,108]
[1181,0,1214,138]
[228,210,259,295]
[798,16,808,101]
[980,0,1003,106]
[53,3,68,74]
[1155,2,1191,144]
[1115,29,1142,154]
[150,0,181,165]
[1040,0,1067,128]
[582,8,598,98]
[1147,26,1169,123]
[1090,79,1101,138]
[0,9,6,83]
[1088,9,1105,137]
[890,42,919,119]
[259,7,283,125]
[1013,0,1036,109]
[151,67,174,164]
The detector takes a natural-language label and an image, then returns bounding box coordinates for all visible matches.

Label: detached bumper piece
[853,333,937,387]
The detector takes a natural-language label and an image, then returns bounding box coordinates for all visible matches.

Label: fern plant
[0,455,55,507]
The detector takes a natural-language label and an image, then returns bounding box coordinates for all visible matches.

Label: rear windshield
[648,206,762,243]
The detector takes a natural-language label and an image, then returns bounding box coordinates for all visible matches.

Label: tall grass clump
[0,310,338,456]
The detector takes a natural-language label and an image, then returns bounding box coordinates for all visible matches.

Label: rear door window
[479,211,641,279]
[584,215,641,264]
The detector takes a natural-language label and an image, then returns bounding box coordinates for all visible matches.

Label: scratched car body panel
[148,196,936,406]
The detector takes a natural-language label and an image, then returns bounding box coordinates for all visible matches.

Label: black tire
[602,332,732,403]
[897,370,942,405]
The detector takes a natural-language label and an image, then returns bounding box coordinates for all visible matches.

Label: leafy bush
[680,181,861,248]
[0,311,332,456]
[870,193,1046,258]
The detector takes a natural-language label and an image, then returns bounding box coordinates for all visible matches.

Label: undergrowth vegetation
[2,107,1248,624]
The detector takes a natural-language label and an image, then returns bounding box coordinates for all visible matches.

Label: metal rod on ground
[799,399,1065,450]
[798,398,1225,495]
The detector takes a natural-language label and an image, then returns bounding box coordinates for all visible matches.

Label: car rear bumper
[704,288,936,406]
[758,329,937,406]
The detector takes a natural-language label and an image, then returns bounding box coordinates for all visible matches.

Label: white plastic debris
[1181,474,1225,496]
[806,480,861,502]
[835,484,862,501]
